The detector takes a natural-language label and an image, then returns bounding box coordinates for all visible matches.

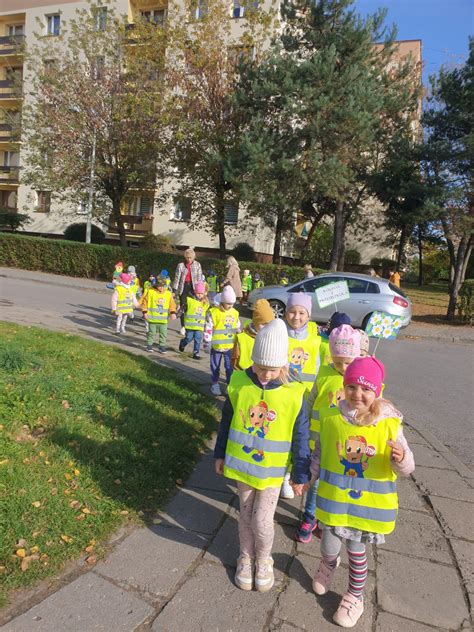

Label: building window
[232,0,244,18]
[92,7,107,31]
[8,24,24,36]
[91,56,105,80]
[224,202,238,225]
[36,191,51,213]
[3,151,19,167]
[192,0,208,20]
[139,196,153,216]
[46,14,61,36]
[171,197,192,221]
[141,9,166,25]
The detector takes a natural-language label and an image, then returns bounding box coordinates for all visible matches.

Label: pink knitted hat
[329,325,361,358]
[344,357,385,397]
[194,281,205,294]
[120,273,131,284]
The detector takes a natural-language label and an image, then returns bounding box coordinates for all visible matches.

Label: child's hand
[143,312,148,320]
[387,440,404,463]
[111,310,116,315]
[170,313,177,321]
[215,458,224,475]
[290,481,306,496]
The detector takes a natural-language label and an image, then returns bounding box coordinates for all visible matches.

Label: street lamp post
[85,128,96,244]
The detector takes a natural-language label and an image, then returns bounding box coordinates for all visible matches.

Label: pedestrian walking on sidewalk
[111,273,140,335]
[172,248,202,337]
[140,276,177,353]
[214,319,311,593]
[311,357,415,628]
[178,281,209,360]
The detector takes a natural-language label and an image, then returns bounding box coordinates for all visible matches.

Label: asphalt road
[1,272,473,469]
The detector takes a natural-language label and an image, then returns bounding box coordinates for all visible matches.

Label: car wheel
[361,313,373,330]
[269,300,286,319]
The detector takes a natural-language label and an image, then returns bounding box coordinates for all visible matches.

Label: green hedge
[458,279,473,325]
[0,233,325,284]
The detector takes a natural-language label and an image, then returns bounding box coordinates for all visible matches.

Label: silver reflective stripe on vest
[309,429,319,443]
[148,308,168,317]
[317,496,397,522]
[229,428,291,453]
[225,454,287,480]
[319,468,397,494]
[185,315,205,325]
[298,372,316,382]
[213,328,238,334]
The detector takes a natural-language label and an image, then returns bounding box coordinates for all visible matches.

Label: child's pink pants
[237,482,280,561]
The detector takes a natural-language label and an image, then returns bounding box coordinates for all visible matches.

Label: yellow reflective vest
[224,371,307,490]
[184,296,209,331]
[309,364,344,450]
[145,289,172,324]
[287,322,321,393]
[235,330,256,370]
[316,413,401,535]
[210,306,239,351]
[207,275,218,292]
[130,277,140,295]
[319,336,331,367]
[115,285,134,314]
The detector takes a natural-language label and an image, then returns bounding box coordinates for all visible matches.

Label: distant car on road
[247,272,412,329]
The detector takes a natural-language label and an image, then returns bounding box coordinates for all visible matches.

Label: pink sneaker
[312,556,341,595]
[333,593,364,628]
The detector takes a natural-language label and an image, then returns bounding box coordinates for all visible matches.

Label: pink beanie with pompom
[329,325,361,358]
[344,357,385,397]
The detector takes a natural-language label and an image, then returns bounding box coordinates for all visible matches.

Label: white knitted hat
[252,318,288,367]
[220,285,236,304]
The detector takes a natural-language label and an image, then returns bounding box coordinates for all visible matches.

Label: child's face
[344,384,376,415]
[156,284,166,292]
[253,364,281,383]
[286,306,309,329]
[332,356,355,375]
[195,292,205,300]
[220,302,233,311]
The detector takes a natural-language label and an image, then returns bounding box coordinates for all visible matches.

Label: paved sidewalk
[1,268,473,631]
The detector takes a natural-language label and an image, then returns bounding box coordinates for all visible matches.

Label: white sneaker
[210,383,222,396]
[235,555,253,591]
[280,473,294,499]
[179,326,186,336]
[255,557,274,592]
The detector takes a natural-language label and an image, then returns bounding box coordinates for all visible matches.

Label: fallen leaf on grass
[61,400,70,409]
[82,507,91,514]
[119,510,129,515]
[0,566,6,574]
[15,549,26,558]
[0,458,9,466]
[73,469,80,476]
[85,554,97,565]
[69,500,82,509]
[113,479,121,485]
[64,473,72,481]
[21,554,39,572]
[32,531,41,538]
[84,545,94,553]
[75,514,86,521]
[31,501,41,508]
[14,539,27,549]
[30,545,39,554]
[60,535,73,544]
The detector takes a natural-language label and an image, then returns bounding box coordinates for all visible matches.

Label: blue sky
[354,0,473,85]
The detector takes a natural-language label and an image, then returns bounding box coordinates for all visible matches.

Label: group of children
[212,292,414,628]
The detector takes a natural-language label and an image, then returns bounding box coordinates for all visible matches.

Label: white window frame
[171,197,192,222]
[36,190,52,213]
[194,0,208,20]
[46,14,61,36]
[224,202,238,225]
[232,1,245,18]
[8,24,24,36]
[92,7,107,31]
[140,9,167,25]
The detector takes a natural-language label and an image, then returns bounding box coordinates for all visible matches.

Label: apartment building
[0,1,421,262]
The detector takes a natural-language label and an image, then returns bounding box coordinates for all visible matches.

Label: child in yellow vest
[241,269,253,304]
[178,281,209,360]
[214,319,311,592]
[205,285,241,396]
[232,299,275,370]
[111,273,140,335]
[295,325,361,542]
[311,357,414,627]
[318,312,352,367]
[126,265,141,321]
[140,275,177,353]
[281,293,321,499]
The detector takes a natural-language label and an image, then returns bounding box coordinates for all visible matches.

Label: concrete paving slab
[397,478,430,513]
[275,552,375,631]
[412,467,474,503]
[377,550,469,629]
[375,612,445,631]
[294,534,376,572]
[379,508,452,564]
[96,525,208,597]
[411,444,455,470]
[184,452,236,495]
[274,494,304,527]
[403,426,430,446]
[430,496,474,540]
[449,539,474,595]
[1,573,153,632]
[155,486,234,535]
[151,560,275,631]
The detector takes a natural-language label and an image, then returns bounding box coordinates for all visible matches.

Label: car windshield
[389,282,408,298]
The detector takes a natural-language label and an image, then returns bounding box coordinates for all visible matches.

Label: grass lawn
[403,282,452,324]
[0,322,218,606]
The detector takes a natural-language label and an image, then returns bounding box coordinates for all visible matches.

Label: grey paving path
[1,267,473,631]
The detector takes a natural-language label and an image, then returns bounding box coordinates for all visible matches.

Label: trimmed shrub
[458,279,473,325]
[232,242,256,262]
[344,249,361,265]
[0,233,326,283]
[0,210,31,231]
[63,223,106,244]
[141,233,177,253]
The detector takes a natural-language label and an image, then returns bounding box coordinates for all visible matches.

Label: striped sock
[347,549,368,599]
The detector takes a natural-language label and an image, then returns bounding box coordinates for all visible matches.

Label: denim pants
[210,349,232,384]
[303,478,320,522]
[182,329,203,355]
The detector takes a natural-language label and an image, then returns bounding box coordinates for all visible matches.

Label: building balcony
[107,214,154,236]
[0,166,20,184]
[0,35,25,60]
[0,80,23,101]
[0,123,20,144]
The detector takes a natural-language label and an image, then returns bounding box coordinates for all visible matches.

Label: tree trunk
[297,200,327,264]
[447,236,472,321]
[214,187,227,259]
[460,237,472,284]
[329,200,345,271]
[417,224,423,286]
[396,225,407,271]
[273,212,284,264]
[112,198,127,247]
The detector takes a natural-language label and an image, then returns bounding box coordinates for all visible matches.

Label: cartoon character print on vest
[336,435,376,500]
[288,347,309,378]
[240,401,277,463]
[224,314,236,338]
[328,388,345,409]
[157,296,167,314]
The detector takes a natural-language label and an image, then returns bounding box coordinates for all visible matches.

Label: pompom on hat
[220,285,236,304]
[252,319,288,367]
[344,357,385,397]
[286,292,312,316]
[127,265,136,274]
[194,281,206,294]
[252,299,275,328]
[120,273,131,284]
[329,325,361,358]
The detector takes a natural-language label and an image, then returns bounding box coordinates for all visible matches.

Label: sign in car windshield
[315,281,350,308]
